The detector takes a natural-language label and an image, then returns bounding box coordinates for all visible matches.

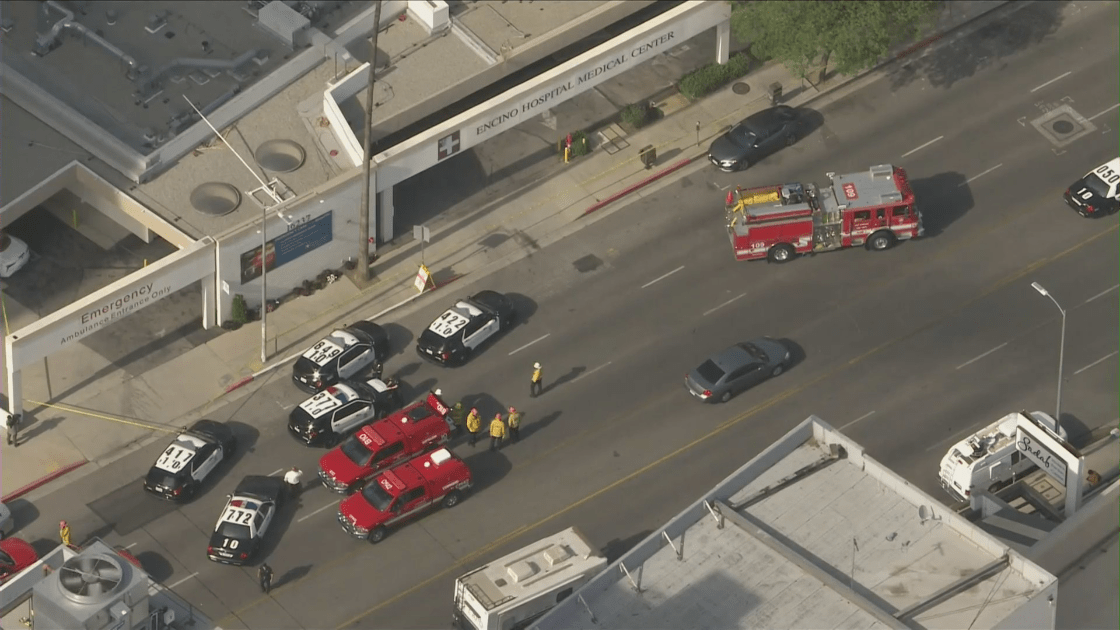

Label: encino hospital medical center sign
[5,238,215,370]
[468,1,730,147]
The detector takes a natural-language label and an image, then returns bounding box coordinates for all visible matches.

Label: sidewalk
[0,0,1011,501]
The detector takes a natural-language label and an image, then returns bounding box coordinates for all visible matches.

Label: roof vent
[506,560,537,583]
[256,139,306,172]
[869,164,894,179]
[256,1,311,47]
[543,544,573,567]
[430,448,452,465]
[190,182,242,216]
[59,553,127,603]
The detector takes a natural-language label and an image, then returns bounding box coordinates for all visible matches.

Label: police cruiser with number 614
[292,321,389,393]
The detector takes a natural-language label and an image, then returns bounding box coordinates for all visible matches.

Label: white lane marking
[901,136,944,158]
[298,500,339,523]
[641,265,685,289]
[1030,71,1072,93]
[1073,351,1118,376]
[167,572,199,589]
[1084,284,1119,304]
[838,411,876,431]
[955,342,1008,370]
[573,362,613,383]
[960,163,1003,186]
[277,401,294,411]
[924,427,976,453]
[508,333,551,356]
[1088,103,1120,121]
[124,542,137,549]
[703,293,747,316]
[269,469,284,477]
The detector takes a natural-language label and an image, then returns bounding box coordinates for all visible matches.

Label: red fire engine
[725,164,924,262]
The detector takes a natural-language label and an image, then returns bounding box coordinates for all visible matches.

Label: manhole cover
[732,82,751,95]
[1051,120,1075,134]
[190,182,241,216]
[1030,105,1096,148]
[573,254,602,273]
[256,139,306,172]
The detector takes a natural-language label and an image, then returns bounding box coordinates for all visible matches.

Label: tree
[731,1,941,81]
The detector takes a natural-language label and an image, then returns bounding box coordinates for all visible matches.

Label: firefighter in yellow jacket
[530,362,543,397]
[449,402,466,436]
[466,408,482,447]
[507,406,522,443]
[489,413,506,451]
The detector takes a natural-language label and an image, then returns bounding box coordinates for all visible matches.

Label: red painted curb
[224,375,255,394]
[895,32,945,59]
[434,275,462,289]
[582,157,694,216]
[3,459,88,501]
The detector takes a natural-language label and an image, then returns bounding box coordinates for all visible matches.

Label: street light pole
[261,206,268,364]
[1031,282,1066,423]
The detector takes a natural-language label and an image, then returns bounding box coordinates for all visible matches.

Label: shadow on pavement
[275,564,313,588]
[4,498,40,534]
[380,323,415,360]
[399,378,438,407]
[520,411,562,441]
[87,483,178,536]
[458,393,506,425]
[887,2,1066,91]
[505,293,538,328]
[910,172,972,238]
[793,108,826,145]
[601,529,654,563]
[223,421,261,472]
[255,493,300,565]
[461,450,513,495]
[541,367,586,395]
[136,551,174,583]
[16,416,64,445]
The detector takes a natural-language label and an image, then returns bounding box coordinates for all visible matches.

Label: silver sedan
[685,338,791,403]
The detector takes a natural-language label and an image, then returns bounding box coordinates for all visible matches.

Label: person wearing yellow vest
[530,362,543,398]
[507,406,522,443]
[466,408,482,447]
[59,520,72,547]
[489,413,506,451]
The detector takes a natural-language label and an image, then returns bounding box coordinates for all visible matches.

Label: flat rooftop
[533,417,1057,630]
[2,0,651,241]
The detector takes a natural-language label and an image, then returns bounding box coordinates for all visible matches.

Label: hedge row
[677,53,752,100]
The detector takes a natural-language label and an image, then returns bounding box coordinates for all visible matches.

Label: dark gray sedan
[707,106,799,172]
[685,338,791,403]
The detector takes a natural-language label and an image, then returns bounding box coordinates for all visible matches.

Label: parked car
[292,321,390,393]
[0,501,12,539]
[143,420,238,502]
[0,233,30,278]
[707,106,799,172]
[207,475,286,565]
[416,291,515,366]
[685,338,790,403]
[0,538,37,583]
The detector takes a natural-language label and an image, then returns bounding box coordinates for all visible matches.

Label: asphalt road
[12,3,1118,629]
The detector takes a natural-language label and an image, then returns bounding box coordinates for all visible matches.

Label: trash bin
[639,145,656,169]
[768,82,783,105]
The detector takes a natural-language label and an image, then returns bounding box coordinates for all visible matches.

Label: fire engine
[725,164,924,262]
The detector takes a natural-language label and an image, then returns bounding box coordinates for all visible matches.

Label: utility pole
[357,0,382,282]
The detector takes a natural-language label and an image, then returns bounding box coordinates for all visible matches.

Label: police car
[143,420,237,502]
[416,291,515,366]
[207,475,285,565]
[292,321,389,393]
[288,377,403,447]
[1065,158,1120,217]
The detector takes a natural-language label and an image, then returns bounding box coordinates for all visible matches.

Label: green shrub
[677,53,752,100]
[620,103,650,129]
[231,294,249,325]
[559,131,591,159]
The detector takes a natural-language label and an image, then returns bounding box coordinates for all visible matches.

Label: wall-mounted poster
[240,211,333,285]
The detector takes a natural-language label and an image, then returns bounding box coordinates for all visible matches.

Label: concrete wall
[992,581,1058,630]
[214,170,370,321]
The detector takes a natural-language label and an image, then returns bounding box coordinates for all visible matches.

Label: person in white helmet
[530,362,543,398]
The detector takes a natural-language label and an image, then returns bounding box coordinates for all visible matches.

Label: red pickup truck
[337,447,472,543]
[317,391,454,493]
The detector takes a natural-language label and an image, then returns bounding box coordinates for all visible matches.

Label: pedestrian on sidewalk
[506,407,522,444]
[530,362,543,398]
[3,410,19,447]
[59,521,72,548]
[284,467,303,498]
[258,563,274,594]
[489,413,506,451]
[466,408,482,447]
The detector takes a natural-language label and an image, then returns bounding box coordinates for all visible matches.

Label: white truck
[939,410,1068,502]
[452,527,607,630]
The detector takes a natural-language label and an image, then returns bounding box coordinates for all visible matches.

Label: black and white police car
[143,420,237,502]
[416,291,515,366]
[207,475,285,565]
[288,377,403,447]
[1065,158,1120,217]
[292,321,390,393]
